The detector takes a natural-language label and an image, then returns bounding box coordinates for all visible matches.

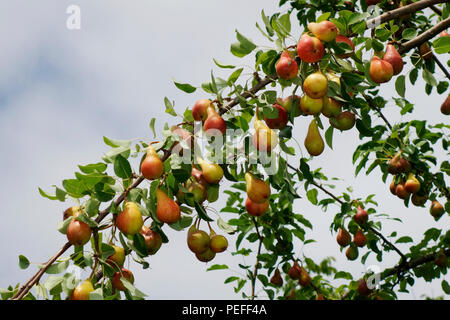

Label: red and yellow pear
[288,261,302,280]
[141,146,164,180]
[358,279,372,296]
[252,117,278,152]
[264,103,288,129]
[192,99,212,121]
[304,119,325,156]
[156,189,181,224]
[395,182,410,200]
[275,50,299,80]
[308,21,337,42]
[300,95,323,115]
[70,280,94,300]
[303,72,328,99]
[197,157,223,184]
[430,200,445,220]
[369,56,393,84]
[245,173,271,204]
[245,198,269,217]
[441,95,450,115]
[116,202,144,236]
[322,97,342,118]
[297,34,325,63]
[329,111,356,131]
[63,206,81,220]
[187,229,210,254]
[140,225,163,255]
[404,173,420,194]
[66,216,92,246]
[299,267,311,287]
[112,268,134,292]
[383,44,404,75]
[106,245,126,269]
[204,105,226,136]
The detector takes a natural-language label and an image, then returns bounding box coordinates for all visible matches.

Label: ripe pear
[304,119,325,156]
[116,202,144,236]
[411,193,427,207]
[140,225,162,255]
[335,35,355,58]
[395,182,410,200]
[430,200,445,220]
[357,279,372,296]
[191,166,208,185]
[204,105,226,136]
[185,180,208,205]
[300,95,323,115]
[322,97,342,118]
[63,206,81,220]
[369,56,393,84]
[276,95,302,117]
[419,43,433,60]
[66,217,92,246]
[345,245,359,261]
[156,189,181,224]
[192,99,212,121]
[303,72,328,99]
[299,267,311,287]
[390,178,397,195]
[245,173,271,204]
[441,30,450,37]
[141,146,164,180]
[354,205,368,225]
[245,197,269,217]
[70,280,94,300]
[270,269,283,286]
[353,230,367,247]
[337,228,351,247]
[404,173,420,194]
[264,103,288,129]
[195,247,216,263]
[197,157,223,184]
[307,21,337,42]
[187,229,210,254]
[329,111,356,131]
[210,234,228,253]
[383,44,404,75]
[275,50,299,80]
[296,34,325,63]
[252,118,278,152]
[387,153,411,174]
[288,261,302,280]
[112,268,134,291]
[106,245,126,269]
[441,95,450,115]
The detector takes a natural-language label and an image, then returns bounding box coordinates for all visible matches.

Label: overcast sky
[0,0,448,300]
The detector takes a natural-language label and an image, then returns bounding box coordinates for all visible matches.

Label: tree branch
[362,94,393,131]
[432,54,450,81]
[250,217,264,300]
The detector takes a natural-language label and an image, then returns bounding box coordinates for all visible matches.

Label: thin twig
[250,217,264,300]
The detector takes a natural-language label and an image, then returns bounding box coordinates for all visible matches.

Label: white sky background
[0,0,448,300]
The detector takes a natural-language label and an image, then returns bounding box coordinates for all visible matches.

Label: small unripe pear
[187,230,210,254]
[441,95,450,115]
[63,206,81,220]
[300,95,323,115]
[195,247,216,263]
[434,251,447,268]
[210,234,228,253]
[322,97,342,118]
[345,245,359,260]
[329,111,356,131]
[411,194,427,207]
[419,43,433,60]
[106,245,126,269]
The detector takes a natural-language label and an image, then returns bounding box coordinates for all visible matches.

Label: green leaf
[89,288,104,300]
[230,30,257,58]
[38,187,58,201]
[402,28,417,40]
[149,118,156,138]
[121,279,147,299]
[164,97,177,117]
[395,236,413,243]
[409,68,418,85]
[213,58,235,69]
[317,12,331,22]
[114,154,132,179]
[217,217,235,234]
[173,81,196,93]
[334,271,353,280]
[19,255,30,270]
[422,69,437,87]
[306,189,318,205]
[325,126,334,149]
[207,264,229,271]
[228,68,243,84]
[103,137,131,148]
[395,75,406,97]
[85,198,100,217]
[432,36,450,54]
[168,215,193,231]
[194,202,214,222]
[442,280,450,294]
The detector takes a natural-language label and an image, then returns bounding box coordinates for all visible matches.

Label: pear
[304,119,325,156]
[441,95,450,115]
[357,279,372,296]
[187,229,210,254]
[298,267,311,287]
[141,146,164,180]
[353,230,367,247]
[329,111,356,131]
[389,178,397,196]
[197,157,223,184]
[288,261,302,280]
[354,205,368,225]
[303,72,328,99]
[140,225,163,255]
[245,197,269,217]
[395,181,410,200]
[419,42,433,60]
[70,280,94,300]
[116,202,144,236]
[210,234,228,253]
[411,193,427,207]
[66,216,92,246]
[185,180,208,205]
[112,268,134,291]
[192,99,212,121]
[322,97,342,118]
[296,34,325,63]
[276,95,302,117]
[307,21,337,42]
[369,56,393,84]
[245,173,271,204]
[336,228,351,247]
[345,245,359,261]
[270,269,283,286]
[383,44,404,75]
[264,103,288,129]
[106,245,126,269]
[404,173,420,194]
[156,189,181,224]
[63,206,81,220]
[275,50,299,80]
[252,118,278,152]
[195,247,216,263]
[203,105,226,136]
[430,200,445,221]
[387,153,411,174]
[300,95,323,115]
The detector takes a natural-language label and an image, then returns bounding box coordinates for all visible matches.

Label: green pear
[304,119,324,156]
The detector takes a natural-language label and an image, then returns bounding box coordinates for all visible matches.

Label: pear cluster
[369,44,404,84]
[192,99,226,136]
[187,221,228,263]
